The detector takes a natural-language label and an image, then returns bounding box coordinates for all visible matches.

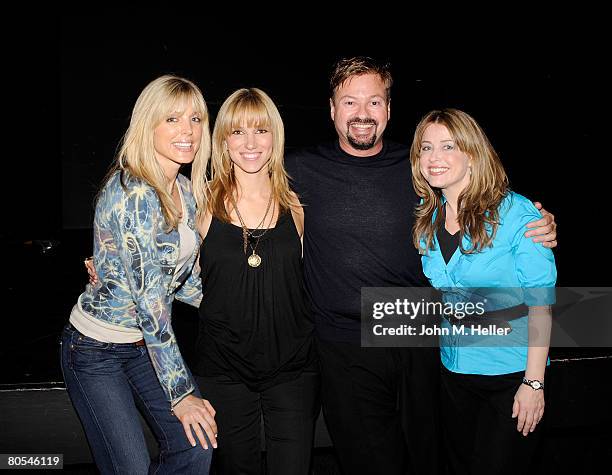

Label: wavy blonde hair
[208,88,297,222]
[410,109,509,254]
[102,74,211,230]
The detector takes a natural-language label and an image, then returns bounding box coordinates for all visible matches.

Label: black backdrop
[52,18,609,288]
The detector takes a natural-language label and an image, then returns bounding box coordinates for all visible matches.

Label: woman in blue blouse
[410,109,556,475]
[61,75,216,474]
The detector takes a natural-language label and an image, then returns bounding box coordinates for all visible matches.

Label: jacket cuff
[170,386,195,409]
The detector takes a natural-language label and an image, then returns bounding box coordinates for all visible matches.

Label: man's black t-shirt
[285,140,428,343]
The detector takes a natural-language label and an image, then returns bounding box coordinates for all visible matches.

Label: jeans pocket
[70,336,115,373]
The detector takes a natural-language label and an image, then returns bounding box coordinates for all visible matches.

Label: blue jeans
[60,324,212,474]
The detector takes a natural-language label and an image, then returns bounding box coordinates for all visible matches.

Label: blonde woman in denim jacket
[61,75,216,474]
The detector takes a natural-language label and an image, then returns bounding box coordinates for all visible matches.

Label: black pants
[196,371,320,475]
[441,367,544,475]
[317,338,441,475]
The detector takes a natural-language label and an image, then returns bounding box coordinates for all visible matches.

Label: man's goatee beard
[347,133,378,150]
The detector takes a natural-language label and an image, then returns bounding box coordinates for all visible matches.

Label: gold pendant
[247,252,262,268]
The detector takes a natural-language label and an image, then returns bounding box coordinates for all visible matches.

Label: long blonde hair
[410,109,509,254]
[102,74,211,230]
[208,88,297,222]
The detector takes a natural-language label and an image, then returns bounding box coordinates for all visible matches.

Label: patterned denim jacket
[78,171,202,406]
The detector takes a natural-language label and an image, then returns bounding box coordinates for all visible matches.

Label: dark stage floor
[2,385,610,474]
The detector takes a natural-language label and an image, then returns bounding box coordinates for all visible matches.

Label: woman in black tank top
[194,88,319,475]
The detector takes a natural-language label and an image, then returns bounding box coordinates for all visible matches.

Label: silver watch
[522,377,544,390]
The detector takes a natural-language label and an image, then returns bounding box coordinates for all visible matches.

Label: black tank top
[194,211,315,391]
[438,204,460,264]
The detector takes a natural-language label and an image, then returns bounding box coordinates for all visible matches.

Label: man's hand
[525,202,557,249]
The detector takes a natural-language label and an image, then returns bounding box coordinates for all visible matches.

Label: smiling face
[226,124,273,175]
[153,102,202,177]
[330,73,390,156]
[419,122,471,197]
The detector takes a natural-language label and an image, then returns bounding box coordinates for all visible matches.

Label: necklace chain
[230,193,275,261]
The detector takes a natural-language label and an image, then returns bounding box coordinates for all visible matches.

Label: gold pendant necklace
[229,193,275,268]
[247,250,262,268]
[246,229,266,268]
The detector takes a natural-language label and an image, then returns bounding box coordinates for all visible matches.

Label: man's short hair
[329,56,393,102]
